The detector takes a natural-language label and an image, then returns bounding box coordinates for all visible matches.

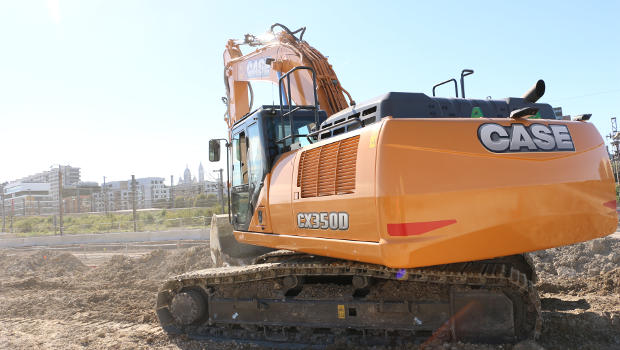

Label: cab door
[230,121,267,231]
[230,128,250,229]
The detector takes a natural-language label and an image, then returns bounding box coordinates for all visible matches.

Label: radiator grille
[297,136,359,198]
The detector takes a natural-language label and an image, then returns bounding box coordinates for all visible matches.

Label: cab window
[231,131,248,186]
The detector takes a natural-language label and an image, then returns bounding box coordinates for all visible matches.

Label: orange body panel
[239,118,617,268]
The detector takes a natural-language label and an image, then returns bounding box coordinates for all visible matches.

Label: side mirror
[209,139,221,162]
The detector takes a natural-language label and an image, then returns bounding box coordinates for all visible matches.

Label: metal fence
[1,210,214,235]
[61,215,213,233]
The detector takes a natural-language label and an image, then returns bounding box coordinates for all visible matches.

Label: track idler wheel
[282,275,304,296]
[170,290,206,325]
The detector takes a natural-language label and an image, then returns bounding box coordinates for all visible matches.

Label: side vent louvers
[297,136,360,198]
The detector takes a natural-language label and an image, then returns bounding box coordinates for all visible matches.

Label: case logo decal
[478,123,575,153]
[246,58,271,79]
[297,212,349,230]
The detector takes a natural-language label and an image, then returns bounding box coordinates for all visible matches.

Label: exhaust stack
[522,80,546,103]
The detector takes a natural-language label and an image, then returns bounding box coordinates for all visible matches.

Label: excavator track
[156,251,541,346]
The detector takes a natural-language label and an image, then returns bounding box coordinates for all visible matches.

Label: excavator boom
[223,24,353,127]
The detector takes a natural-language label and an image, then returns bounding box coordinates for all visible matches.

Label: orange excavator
[156,24,617,345]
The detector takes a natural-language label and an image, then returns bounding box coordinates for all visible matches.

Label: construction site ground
[0,234,619,350]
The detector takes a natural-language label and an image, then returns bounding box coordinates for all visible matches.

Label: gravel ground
[0,235,618,350]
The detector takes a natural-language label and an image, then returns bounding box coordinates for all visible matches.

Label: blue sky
[1,0,619,184]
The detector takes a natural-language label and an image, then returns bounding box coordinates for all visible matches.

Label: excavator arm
[223,24,354,127]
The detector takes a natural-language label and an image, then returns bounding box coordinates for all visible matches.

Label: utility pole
[103,176,108,215]
[131,175,137,232]
[27,188,31,216]
[170,175,174,209]
[10,199,14,233]
[0,182,5,232]
[58,168,63,235]
[213,169,225,214]
[76,182,80,213]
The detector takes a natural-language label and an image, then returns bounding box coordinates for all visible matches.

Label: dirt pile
[528,236,620,349]
[0,249,87,277]
[0,244,217,350]
[586,268,620,295]
[0,244,213,283]
[84,245,213,283]
[530,236,620,281]
[1,238,619,350]
[537,268,620,296]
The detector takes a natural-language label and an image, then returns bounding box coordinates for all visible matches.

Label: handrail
[432,78,458,97]
[460,69,474,98]
[277,66,319,145]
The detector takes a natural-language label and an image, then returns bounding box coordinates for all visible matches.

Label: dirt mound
[1,238,617,349]
[49,252,88,273]
[86,245,212,282]
[4,276,66,290]
[0,250,87,277]
[587,268,620,295]
[530,236,620,281]
[539,267,620,296]
[153,244,213,277]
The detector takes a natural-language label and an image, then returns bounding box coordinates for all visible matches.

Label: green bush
[9,201,220,236]
[15,220,33,233]
[194,194,208,207]
[174,197,187,208]
[164,218,181,227]
[144,213,155,224]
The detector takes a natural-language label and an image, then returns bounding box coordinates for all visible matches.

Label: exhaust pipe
[522,80,545,103]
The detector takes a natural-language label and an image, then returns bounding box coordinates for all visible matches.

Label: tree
[194,194,209,207]
[174,197,187,208]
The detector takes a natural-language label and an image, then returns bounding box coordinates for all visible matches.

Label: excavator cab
[215,105,327,230]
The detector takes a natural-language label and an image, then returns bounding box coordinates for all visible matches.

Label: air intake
[297,136,359,198]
